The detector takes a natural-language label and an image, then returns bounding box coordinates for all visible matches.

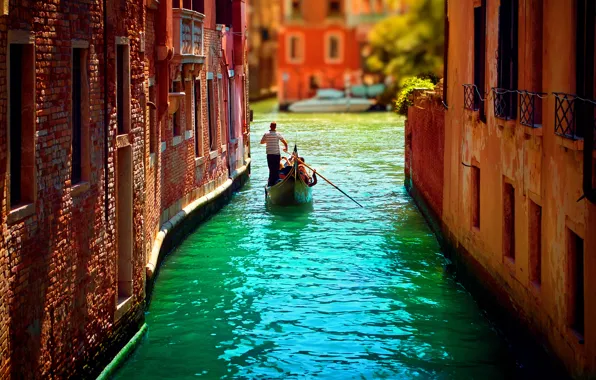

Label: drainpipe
[103,0,109,223]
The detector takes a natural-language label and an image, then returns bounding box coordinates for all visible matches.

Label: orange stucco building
[407,0,596,377]
[277,0,362,107]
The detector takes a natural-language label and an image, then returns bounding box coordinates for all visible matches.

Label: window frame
[324,32,343,64]
[7,30,37,220]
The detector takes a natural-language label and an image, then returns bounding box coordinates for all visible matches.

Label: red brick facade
[0,0,250,378]
[405,87,445,220]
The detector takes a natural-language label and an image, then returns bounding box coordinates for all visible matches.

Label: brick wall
[405,85,445,220]
[0,0,146,377]
[0,0,251,377]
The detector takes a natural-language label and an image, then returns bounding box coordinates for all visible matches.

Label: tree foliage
[394,76,435,115]
[367,0,444,87]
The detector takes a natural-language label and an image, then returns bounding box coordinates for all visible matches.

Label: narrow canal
[115,101,540,379]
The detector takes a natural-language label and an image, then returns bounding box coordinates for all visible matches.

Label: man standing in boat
[260,122,289,186]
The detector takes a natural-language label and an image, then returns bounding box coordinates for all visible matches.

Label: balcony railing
[492,88,517,121]
[173,8,205,63]
[554,93,596,146]
[463,84,485,111]
[519,90,546,128]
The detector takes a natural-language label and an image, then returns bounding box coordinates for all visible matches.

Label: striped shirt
[263,131,285,155]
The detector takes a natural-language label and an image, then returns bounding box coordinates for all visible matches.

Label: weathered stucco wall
[407,0,596,377]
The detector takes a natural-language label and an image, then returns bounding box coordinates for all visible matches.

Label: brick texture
[0,0,250,377]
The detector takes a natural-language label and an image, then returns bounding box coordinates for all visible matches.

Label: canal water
[115,101,540,379]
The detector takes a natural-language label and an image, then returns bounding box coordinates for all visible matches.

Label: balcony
[463,84,480,111]
[519,90,546,128]
[172,8,205,65]
[492,88,517,121]
[554,93,596,148]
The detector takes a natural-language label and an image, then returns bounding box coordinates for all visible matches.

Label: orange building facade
[277,0,362,107]
[407,0,596,377]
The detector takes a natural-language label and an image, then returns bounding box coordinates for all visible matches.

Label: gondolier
[260,122,288,186]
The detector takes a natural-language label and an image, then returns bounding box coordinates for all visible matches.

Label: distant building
[248,0,281,100]
[405,0,596,377]
[277,0,404,108]
[0,0,250,377]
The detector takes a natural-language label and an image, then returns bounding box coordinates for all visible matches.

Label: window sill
[221,144,227,153]
[209,150,219,159]
[172,135,183,146]
[7,203,36,224]
[160,141,167,153]
[71,181,90,197]
[195,156,206,167]
[523,124,543,136]
[497,119,516,130]
[504,256,516,272]
[149,152,156,167]
[185,130,193,140]
[115,296,133,322]
[555,135,583,151]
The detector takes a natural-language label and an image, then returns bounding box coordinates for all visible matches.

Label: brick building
[406,0,596,377]
[0,0,250,377]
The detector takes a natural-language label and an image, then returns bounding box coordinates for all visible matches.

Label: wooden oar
[283,151,364,208]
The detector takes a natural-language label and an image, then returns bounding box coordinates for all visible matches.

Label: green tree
[367,0,444,87]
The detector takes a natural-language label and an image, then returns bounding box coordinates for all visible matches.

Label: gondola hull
[266,164,313,205]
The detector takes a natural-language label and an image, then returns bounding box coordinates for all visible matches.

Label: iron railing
[519,90,546,128]
[554,93,579,140]
[553,93,596,147]
[492,88,517,120]
[463,84,477,111]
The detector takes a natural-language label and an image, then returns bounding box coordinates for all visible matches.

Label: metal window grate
[463,84,477,111]
[519,91,546,128]
[554,93,578,140]
[492,88,517,120]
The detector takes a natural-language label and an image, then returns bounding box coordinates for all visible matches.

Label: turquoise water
[115,101,531,379]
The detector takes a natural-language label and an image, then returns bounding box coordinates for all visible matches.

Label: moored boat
[288,89,373,113]
[265,148,313,205]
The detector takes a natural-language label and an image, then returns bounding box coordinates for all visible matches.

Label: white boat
[288,89,373,113]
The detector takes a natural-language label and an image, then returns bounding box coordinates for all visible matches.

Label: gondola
[265,147,313,205]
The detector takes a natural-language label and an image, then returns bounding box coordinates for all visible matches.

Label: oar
[283,151,364,208]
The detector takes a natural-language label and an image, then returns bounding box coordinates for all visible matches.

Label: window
[471,165,480,229]
[117,146,133,303]
[8,42,36,209]
[228,80,235,140]
[149,85,156,154]
[328,35,340,60]
[529,0,543,125]
[219,78,227,146]
[172,81,181,137]
[575,0,595,139]
[473,1,486,119]
[496,0,518,120]
[529,200,542,286]
[116,43,130,134]
[567,229,584,337]
[72,47,89,185]
[328,0,341,16]
[291,0,301,18]
[503,181,515,261]
[207,78,216,151]
[216,0,232,26]
[287,35,303,63]
[194,79,202,157]
[192,0,204,12]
